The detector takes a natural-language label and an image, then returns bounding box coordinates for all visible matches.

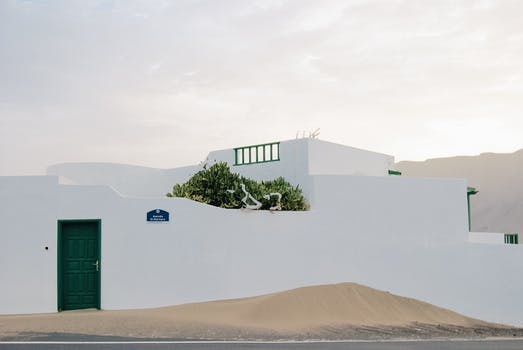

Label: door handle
[93,260,99,271]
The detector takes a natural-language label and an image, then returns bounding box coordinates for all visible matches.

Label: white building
[1,138,521,326]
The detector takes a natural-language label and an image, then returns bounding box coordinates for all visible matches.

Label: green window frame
[234,142,280,166]
[504,233,519,245]
[467,187,479,231]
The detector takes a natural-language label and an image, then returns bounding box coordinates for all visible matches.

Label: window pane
[251,147,257,163]
[244,148,250,163]
[272,143,279,160]
[265,145,271,160]
[236,149,243,165]
[257,146,264,162]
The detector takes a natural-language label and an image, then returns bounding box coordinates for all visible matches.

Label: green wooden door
[58,220,101,311]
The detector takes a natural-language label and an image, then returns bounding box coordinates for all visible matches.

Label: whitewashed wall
[183,138,394,197]
[46,139,394,200]
[469,232,506,244]
[0,177,58,314]
[47,163,200,198]
[310,175,469,244]
[307,139,395,176]
[1,174,522,326]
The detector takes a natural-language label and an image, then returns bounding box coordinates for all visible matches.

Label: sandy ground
[1,282,521,341]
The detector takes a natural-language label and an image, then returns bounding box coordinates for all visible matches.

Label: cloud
[1,0,523,175]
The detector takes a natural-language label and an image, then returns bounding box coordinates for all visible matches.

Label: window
[234,142,280,166]
[388,170,402,176]
[504,233,519,245]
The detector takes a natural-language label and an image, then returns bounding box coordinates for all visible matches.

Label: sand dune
[163,282,487,329]
[1,282,503,340]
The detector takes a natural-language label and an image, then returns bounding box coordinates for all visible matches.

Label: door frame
[57,219,101,311]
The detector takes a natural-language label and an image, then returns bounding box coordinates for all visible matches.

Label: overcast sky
[1,0,523,175]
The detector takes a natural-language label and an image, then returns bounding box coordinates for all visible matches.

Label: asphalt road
[2,340,523,350]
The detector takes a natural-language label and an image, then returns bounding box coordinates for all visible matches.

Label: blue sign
[147,209,170,222]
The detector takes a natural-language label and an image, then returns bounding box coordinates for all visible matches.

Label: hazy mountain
[397,149,523,235]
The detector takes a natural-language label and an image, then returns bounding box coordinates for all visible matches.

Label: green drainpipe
[467,187,478,231]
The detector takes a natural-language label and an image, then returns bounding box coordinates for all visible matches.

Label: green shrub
[166,162,308,211]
